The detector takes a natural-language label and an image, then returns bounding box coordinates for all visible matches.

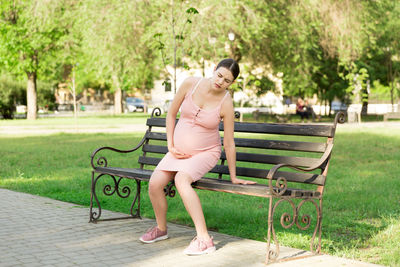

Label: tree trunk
[112,75,122,114]
[26,71,37,120]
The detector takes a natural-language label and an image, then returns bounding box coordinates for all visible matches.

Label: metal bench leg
[266,196,282,264]
[89,172,104,223]
[266,197,322,264]
[90,173,143,222]
[130,179,142,218]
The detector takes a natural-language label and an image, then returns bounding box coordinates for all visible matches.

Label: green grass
[0,116,399,266]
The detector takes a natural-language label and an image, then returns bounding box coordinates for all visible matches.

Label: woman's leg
[148,170,175,231]
[174,172,210,240]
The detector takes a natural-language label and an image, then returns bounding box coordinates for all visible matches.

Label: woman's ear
[213,66,217,72]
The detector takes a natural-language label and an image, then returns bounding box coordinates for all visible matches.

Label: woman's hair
[216,58,240,80]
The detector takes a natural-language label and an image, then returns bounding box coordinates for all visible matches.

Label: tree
[367,0,400,110]
[151,1,199,94]
[77,0,158,114]
[0,0,72,120]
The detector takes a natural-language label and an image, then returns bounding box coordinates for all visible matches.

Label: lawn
[0,115,399,266]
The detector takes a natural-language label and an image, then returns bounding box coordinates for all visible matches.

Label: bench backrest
[139,111,342,189]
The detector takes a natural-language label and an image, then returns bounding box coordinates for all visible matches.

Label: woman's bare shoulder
[178,77,202,94]
[182,76,202,86]
[220,92,234,118]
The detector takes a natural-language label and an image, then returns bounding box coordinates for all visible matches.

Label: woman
[139,58,255,255]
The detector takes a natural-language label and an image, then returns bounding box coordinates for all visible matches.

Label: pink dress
[155,78,229,182]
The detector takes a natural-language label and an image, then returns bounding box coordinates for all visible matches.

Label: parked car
[125,97,146,112]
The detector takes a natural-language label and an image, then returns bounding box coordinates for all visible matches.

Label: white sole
[184,246,216,256]
[139,235,168,244]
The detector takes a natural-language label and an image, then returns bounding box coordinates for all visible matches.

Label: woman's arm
[166,77,197,159]
[221,96,256,185]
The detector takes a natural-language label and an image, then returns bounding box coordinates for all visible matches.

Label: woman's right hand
[169,146,191,159]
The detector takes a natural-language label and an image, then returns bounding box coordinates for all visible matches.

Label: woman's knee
[174,172,193,190]
[149,171,173,195]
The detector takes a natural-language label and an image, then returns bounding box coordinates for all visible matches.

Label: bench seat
[94,166,322,198]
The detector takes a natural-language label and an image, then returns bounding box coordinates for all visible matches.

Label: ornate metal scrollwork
[102,176,131,198]
[96,156,108,167]
[296,199,317,231]
[335,111,346,124]
[268,175,288,197]
[266,197,322,263]
[278,200,296,229]
[151,107,162,117]
[164,182,176,198]
[268,249,279,261]
[89,173,141,222]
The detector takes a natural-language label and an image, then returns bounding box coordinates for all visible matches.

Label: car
[125,97,146,112]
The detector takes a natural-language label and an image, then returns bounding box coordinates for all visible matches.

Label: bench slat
[233,138,327,153]
[94,167,152,181]
[138,156,326,185]
[146,118,335,137]
[212,165,325,185]
[194,178,321,198]
[231,122,335,137]
[146,131,167,141]
[146,132,327,153]
[142,144,321,168]
[223,151,321,168]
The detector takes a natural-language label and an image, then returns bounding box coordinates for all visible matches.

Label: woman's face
[211,67,235,91]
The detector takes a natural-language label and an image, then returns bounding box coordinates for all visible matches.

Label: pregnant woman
[139,58,255,255]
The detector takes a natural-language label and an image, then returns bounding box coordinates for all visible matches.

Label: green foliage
[1,0,400,119]
[76,0,159,93]
[149,1,199,92]
[0,74,26,119]
[0,0,71,76]
[37,80,56,111]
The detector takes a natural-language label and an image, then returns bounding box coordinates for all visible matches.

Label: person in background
[296,97,308,122]
[305,99,317,122]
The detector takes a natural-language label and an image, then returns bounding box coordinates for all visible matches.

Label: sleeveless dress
[155,78,229,182]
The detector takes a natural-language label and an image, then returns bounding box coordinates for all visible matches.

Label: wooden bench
[89,108,345,264]
[384,112,400,121]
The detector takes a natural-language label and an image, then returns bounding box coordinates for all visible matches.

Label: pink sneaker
[183,236,216,255]
[139,227,168,243]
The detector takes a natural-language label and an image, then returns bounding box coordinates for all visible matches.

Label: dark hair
[216,58,240,80]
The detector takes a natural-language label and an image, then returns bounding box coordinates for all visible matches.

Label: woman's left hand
[231,177,257,185]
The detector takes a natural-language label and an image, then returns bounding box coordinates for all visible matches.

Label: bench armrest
[90,130,149,169]
[266,140,334,196]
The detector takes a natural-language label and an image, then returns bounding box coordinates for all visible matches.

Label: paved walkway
[0,189,383,267]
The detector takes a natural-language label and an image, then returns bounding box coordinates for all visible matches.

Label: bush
[37,80,56,111]
[0,74,26,119]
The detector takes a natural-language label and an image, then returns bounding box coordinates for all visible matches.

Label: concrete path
[0,189,383,267]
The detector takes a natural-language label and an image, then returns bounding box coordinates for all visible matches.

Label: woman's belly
[173,119,221,156]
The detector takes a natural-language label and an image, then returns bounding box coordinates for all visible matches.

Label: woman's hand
[169,147,191,159]
[231,177,257,185]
